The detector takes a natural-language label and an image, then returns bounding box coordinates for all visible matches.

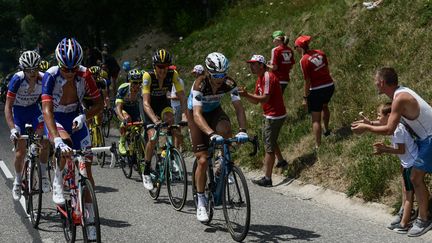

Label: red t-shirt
[254,71,286,119]
[300,49,333,89]
[270,45,295,84]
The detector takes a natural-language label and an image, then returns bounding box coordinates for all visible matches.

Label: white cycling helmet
[19,51,41,69]
[205,52,229,73]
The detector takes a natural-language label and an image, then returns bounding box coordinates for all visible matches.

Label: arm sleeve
[270,47,278,65]
[172,71,184,92]
[142,72,152,94]
[41,72,55,102]
[115,85,127,104]
[84,70,101,100]
[7,74,21,99]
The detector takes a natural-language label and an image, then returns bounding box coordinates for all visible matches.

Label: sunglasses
[210,72,226,79]
[60,66,78,73]
[155,64,169,69]
[24,68,38,73]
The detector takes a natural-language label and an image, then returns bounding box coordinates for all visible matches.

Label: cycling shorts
[12,104,44,134]
[44,111,91,150]
[188,106,230,153]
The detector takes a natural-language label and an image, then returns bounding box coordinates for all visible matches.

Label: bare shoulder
[192,75,206,91]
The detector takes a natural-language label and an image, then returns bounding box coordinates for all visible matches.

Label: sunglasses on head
[210,72,226,79]
[60,66,78,73]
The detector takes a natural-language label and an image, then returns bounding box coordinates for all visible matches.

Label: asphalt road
[0,104,431,242]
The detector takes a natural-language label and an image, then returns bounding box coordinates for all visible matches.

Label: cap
[272,30,285,40]
[295,35,312,48]
[246,54,266,64]
[191,64,204,74]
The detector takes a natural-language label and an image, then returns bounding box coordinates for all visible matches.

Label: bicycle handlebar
[148,121,188,141]
[209,135,259,157]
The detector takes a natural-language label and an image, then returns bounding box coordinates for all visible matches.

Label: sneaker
[387,209,403,230]
[142,175,154,190]
[392,223,410,234]
[252,177,272,187]
[197,206,209,222]
[12,183,21,201]
[41,177,50,193]
[323,130,331,137]
[275,159,288,168]
[86,225,97,241]
[52,180,65,205]
[407,218,432,237]
[119,141,127,156]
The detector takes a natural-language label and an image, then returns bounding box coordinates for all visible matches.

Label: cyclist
[39,60,50,72]
[42,38,103,240]
[4,50,50,200]
[188,52,248,222]
[115,68,143,155]
[141,49,187,190]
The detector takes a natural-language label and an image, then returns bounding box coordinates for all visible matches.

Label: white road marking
[0,160,31,221]
[0,160,14,179]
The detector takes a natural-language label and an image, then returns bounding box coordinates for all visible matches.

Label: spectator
[295,35,335,149]
[369,102,418,233]
[351,67,432,237]
[239,55,287,187]
[167,64,186,151]
[101,43,121,92]
[268,30,295,94]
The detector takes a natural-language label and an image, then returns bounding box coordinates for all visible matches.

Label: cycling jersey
[7,71,44,107]
[142,69,184,114]
[116,82,141,121]
[270,45,295,84]
[300,49,334,90]
[187,75,240,113]
[41,66,100,113]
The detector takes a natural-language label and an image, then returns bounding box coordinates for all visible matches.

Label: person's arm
[5,96,15,130]
[268,47,278,71]
[115,102,126,121]
[143,93,160,123]
[232,100,247,131]
[239,90,270,104]
[373,142,405,155]
[42,100,60,138]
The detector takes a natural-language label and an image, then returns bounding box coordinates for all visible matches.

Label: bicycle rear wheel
[120,155,133,178]
[166,149,187,211]
[21,159,31,214]
[96,127,106,168]
[191,159,214,224]
[222,166,251,242]
[28,159,43,228]
[102,109,111,138]
[80,178,101,243]
[149,152,162,200]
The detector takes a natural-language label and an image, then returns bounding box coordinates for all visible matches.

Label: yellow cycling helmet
[100,69,108,79]
[39,60,50,72]
[89,66,101,76]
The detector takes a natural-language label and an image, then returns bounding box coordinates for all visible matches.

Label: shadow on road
[100,217,131,228]
[95,185,119,194]
[248,224,321,242]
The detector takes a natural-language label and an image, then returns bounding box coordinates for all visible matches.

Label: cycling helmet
[100,69,108,79]
[19,51,41,69]
[152,49,172,66]
[122,61,131,72]
[128,69,143,83]
[205,52,229,73]
[55,38,83,69]
[89,66,102,76]
[39,60,50,72]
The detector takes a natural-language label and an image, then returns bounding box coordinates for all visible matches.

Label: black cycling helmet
[152,49,172,66]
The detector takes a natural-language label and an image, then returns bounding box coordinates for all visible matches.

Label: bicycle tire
[80,178,101,243]
[222,166,251,242]
[102,109,111,138]
[97,127,106,168]
[22,159,31,214]
[149,152,162,200]
[120,155,133,178]
[191,159,214,225]
[28,159,43,228]
[61,200,76,243]
[166,149,187,211]
[135,136,146,178]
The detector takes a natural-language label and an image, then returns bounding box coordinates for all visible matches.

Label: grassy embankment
[164,0,432,209]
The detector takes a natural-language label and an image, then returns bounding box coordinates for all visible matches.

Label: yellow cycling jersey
[142,69,184,96]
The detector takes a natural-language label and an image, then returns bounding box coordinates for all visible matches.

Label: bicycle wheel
[149,152,162,200]
[80,178,101,243]
[102,109,111,138]
[222,166,251,242]
[96,127,106,168]
[22,159,31,214]
[191,159,214,225]
[61,200,76,243]
[120,154,133,178]
[166,149,187,211]
[28,159,43,228]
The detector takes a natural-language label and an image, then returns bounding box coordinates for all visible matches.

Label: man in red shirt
[239,55,287,187]
[295,35,335,149]
[268,30,295,94]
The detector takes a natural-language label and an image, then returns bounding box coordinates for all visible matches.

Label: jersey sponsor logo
[143,79,149,86]
[308,54,325,70]
[281,51,293,63]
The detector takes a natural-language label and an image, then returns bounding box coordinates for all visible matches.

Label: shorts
[12,104,44,134]
[173,105,182,124]
[44,111,91,150]
[413,136,432,173]
[280,83,288,93]
[188,106,230,153]
[263,117,285,153]
[402,167,414,191]
[307,84,335,113]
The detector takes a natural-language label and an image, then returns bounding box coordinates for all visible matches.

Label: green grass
[164,0,432,205]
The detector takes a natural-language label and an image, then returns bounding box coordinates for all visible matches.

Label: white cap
[246,54,266,64]
[191,64,204,74]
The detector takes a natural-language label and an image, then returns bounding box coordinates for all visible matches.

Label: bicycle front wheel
[102,109,111,138]
[28,159,43,228]
[222,166,251,242]
[96,127,106,168]
[61,200,76,243]
[149,151,162,200]
[80,178,101,243]
[166,149,187,211]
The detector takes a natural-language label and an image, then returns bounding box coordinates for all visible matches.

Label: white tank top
[394,86,432,139]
